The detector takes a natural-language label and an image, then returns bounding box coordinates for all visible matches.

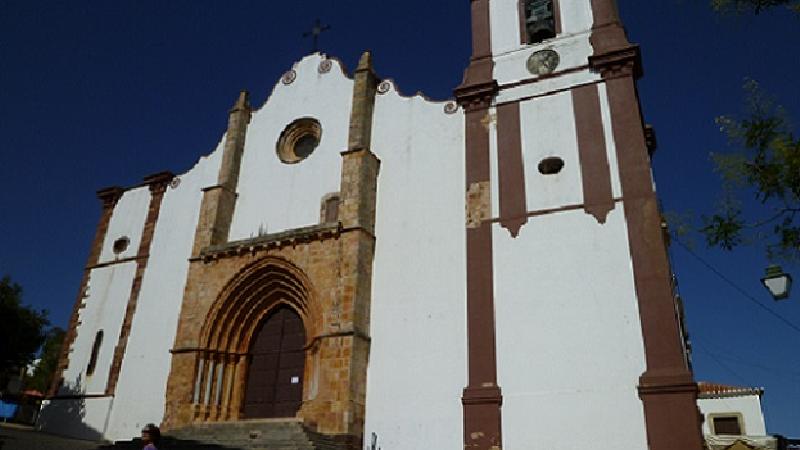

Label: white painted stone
[496,67,600,105]
[489,105,501,219]
[494,33,597,89]
[62,263,138,395]
[228,54,353,240]
[364,84,467,450]
[598,82,623,198]
[560,0,594,35]
[493,206,649,450]
[98,188,151,263]
[520,91,584,211]
[40,262,137,439]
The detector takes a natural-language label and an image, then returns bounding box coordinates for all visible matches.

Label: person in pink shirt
[140,423,161,450]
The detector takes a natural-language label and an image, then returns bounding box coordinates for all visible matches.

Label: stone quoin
[41,1,704,450]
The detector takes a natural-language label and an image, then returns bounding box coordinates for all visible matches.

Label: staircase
[96,419,355,450]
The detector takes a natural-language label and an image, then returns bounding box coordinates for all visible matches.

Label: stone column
[191,91,252,256]
[164,91,251,430]
[318,51,380,444]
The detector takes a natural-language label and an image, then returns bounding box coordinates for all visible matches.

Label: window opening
[713,416,742,436]
[524,0,556,44]
[324,195,340,223]
[87,330,103,376]
[276,118,322,164]
[112,236,130,255]
[538,156,565,175]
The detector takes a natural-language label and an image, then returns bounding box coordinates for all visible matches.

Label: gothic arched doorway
[243,305,306,418]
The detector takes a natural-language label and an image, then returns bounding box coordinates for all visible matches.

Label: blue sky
[1,0,798,437]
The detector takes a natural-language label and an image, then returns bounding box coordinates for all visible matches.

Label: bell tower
[456,1,705,450]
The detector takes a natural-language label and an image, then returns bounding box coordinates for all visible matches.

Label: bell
[526,0,556,44]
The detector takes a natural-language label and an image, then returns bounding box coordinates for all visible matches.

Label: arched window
[523,0,557,44]
[87,330,103,376]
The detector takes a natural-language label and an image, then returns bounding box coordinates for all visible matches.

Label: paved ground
[0,423,103,450]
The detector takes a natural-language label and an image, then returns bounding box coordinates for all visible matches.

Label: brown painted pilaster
[49,186,124,396]
[572,84,614,223]
[456,0,496,103]
[461,100,503,450]
[588,0,632,58]
[105,171,174,395]
[496,102,528,237]
[457,3,502,447]
[602,56,704,450]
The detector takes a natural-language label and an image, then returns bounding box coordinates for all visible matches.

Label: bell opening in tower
[524,0,556,44]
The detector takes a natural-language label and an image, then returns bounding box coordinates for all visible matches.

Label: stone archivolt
[186,256,325,425]
[200,257,321,355]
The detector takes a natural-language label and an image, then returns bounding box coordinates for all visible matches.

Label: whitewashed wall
[493,208,649,450]
[39,139,223,441]
[40,262,137,439]
[39,186,152,440]
[698,395,768,436]
[228,54,353,240]
[98,188,151,264]
[104,147,223,441]
[488,80,648,449]
[363,85,466,450]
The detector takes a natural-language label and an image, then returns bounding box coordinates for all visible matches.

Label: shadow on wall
[36,384,105,442]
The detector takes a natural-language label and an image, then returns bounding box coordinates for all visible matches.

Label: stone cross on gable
[303,19,331,53]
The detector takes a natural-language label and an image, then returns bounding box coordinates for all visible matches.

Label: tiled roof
[698,381,764,398]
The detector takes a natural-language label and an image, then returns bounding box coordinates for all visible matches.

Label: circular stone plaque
[526,49,560,75]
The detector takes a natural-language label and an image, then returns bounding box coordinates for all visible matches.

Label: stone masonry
[162,52,380,449]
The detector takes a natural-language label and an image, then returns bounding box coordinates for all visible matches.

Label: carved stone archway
[189,257,323,423]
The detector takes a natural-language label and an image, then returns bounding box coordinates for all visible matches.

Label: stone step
[172,438,314,446]
[95,419,341,450]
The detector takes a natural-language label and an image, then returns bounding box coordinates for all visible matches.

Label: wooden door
[243,305,306,418]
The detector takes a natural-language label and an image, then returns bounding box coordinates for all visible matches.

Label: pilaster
[601,55,704,450]
[335,51,380,443]
[191,91,252,257]
[588,0,642,78]
[458,2,503,449]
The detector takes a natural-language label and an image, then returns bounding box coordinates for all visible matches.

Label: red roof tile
[698,382,764,398]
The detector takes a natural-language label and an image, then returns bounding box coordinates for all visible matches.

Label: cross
[302,19,331,53]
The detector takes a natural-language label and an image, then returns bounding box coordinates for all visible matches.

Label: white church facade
[39,1,707,449]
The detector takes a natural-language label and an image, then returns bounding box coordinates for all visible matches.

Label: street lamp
[761,264,793,301]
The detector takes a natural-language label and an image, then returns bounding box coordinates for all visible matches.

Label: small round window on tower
[113,236,130,255]
[276,118,322,164]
